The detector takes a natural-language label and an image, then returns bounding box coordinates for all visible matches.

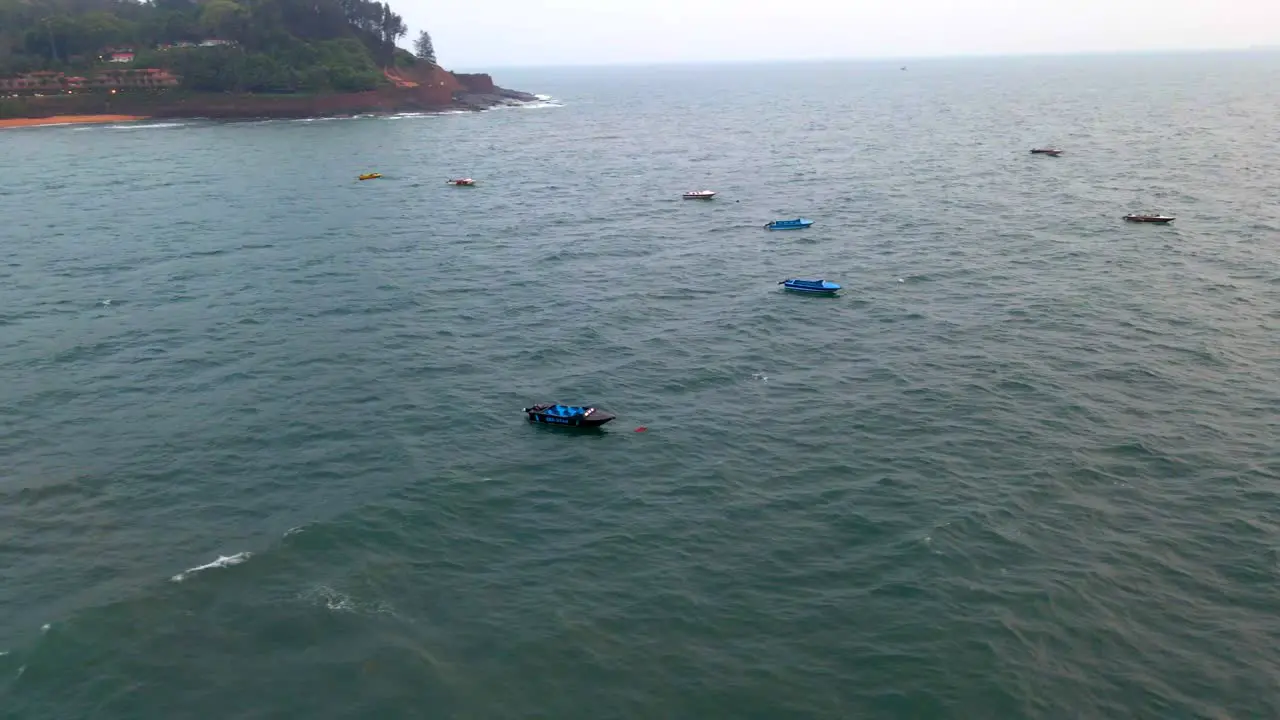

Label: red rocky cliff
[2,63,532,120]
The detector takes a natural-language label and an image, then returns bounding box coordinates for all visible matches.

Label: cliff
[0,64,536,121]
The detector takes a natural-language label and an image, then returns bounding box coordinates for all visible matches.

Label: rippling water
[3,52,1280,719]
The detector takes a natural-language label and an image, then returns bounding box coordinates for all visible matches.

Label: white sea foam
[40,623,50,633]
[307,585,355,612]
[170,552,252,582]
[109,122,186,130]
[497,98,563,110]
[302,585,397,616]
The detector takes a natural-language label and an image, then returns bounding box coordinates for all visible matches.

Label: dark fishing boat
[1030,148,1063,156]
[523,403,616,427]
[1123,214,1175,223]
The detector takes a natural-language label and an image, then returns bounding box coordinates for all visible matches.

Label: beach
[0,114,147,129]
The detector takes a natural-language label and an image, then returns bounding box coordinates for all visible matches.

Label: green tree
[0,0,414,92]
[199,0,248,40]
[413,29,433,64]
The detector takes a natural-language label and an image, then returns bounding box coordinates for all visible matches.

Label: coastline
[0,87,537,124]
[1,66,537,124]
[0,114,149,129]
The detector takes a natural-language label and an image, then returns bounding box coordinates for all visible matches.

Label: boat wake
[170,552,252,582]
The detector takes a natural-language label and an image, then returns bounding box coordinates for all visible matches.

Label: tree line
[0,0,425,93]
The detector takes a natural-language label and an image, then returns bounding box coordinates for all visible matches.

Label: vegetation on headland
[0,0,425,93]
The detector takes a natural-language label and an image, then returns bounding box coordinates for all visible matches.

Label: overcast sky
[398,0,1280,69]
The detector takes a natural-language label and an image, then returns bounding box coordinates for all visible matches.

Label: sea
[2,52,1279,719]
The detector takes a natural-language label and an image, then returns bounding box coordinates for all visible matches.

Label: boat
[1030,148,1063,156]
[447,178,476,186]
[683,190,717,200]
[523,403,616,427]
[1123,214,1175,223]
[779,278,841,295]
[764,218,814,230]
[358,172,382,180]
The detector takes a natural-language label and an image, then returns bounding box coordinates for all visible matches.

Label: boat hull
[780,279,840,295]
[783,286,839,295]
[523,404,616,428]
[1123,216,1175,223]
[766,220,814,230]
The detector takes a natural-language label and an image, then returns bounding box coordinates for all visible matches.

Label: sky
[397,0,1280,69]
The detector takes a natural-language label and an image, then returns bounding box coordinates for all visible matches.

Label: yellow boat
[358,173,382,181]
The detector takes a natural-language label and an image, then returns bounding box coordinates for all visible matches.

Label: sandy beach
[0,114,149,129]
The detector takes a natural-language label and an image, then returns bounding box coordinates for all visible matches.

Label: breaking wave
[169,552,253,582]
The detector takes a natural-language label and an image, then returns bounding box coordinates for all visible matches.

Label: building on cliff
[93,69,180,89]
[0,69,179,95]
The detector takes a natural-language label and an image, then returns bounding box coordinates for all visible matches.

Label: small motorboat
[683,190,717,200]
[1030,148,1063,156]
[447,178,476,186]
[523,403,617,427]
[779,278,841,295]
[358,172,382,180]
[764,218,814,230]
[1123,214,1175,223]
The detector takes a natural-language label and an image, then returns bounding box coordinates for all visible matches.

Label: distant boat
[358,172,382,180]
[523,403,616,427]
[1030,148,1063,156]
[779,278,841,295]
[764,218,814,230]
[682,190,717,199]
[447,178,476,186]
[1123,213,1175,223]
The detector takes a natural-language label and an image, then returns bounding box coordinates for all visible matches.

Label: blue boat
[779,278,841,295]
[764,218,814,230]
[523,403,616,427]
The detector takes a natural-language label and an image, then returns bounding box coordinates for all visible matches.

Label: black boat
[523,403,616,427]
[1031,148,1063,156]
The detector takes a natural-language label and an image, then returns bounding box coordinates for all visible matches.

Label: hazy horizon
[398,0,1280,69]
[442,47,1279,73]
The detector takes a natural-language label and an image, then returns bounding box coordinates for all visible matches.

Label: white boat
[682,190,716,199]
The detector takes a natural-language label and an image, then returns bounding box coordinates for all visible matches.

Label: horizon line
[452,45,1275,73]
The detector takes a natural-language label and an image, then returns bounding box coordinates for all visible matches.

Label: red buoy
[634,426,647,432]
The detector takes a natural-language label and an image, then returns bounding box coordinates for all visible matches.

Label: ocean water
[2,52,1280,719]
